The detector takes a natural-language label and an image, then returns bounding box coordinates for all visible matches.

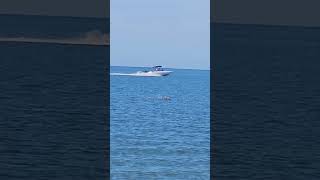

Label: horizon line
[211,21,320,29]
[0,13,109,19]
[110,65,210,71]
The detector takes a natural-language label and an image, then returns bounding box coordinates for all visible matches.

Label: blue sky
[111,0,210,70]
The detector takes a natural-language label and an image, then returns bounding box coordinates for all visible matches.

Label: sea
[213,23,320,179]
[2,14,319,180]
[110,66,210,179]
[0,15,109,179]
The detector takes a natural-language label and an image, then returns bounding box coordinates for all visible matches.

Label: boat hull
[136,71,172,77]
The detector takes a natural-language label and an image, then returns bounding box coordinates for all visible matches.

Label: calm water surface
[0,15,109,179]
[111,66,210,179]
[213,23,320,179]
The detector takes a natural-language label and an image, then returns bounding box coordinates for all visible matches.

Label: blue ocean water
[111,66,210,179]
[0,15,109,179]
[213,23,320,179]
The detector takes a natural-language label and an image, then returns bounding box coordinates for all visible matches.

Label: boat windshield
[153,66,163,71]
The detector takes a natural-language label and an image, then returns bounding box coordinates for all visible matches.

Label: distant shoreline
[0,39,110,46]
[0,30,110,46]
[0,39,109,46]
[0,13,109,20]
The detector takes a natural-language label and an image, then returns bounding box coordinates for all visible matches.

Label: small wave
[110,72,162,77]
[110,73,136,76]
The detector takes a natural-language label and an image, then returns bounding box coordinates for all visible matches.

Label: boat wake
[110,72,163,77]
[111,66,172,77]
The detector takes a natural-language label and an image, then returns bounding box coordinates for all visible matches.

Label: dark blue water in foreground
[111,66,210,179]
[213,23,320,179]
[0,15,109,179]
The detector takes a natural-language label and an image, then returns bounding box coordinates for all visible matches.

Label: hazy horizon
[212,0,320,27]
[111,65,210,70]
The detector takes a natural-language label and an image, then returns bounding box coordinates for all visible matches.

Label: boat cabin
[152,66,164,71]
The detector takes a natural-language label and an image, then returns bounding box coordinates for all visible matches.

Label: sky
[111,0,210,70]
[0,0,108,17]
[212,0,320,27]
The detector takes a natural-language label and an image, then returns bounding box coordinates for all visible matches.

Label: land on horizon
[0,14,109,46]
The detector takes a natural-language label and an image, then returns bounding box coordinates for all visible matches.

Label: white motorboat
[136,66,172,76]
